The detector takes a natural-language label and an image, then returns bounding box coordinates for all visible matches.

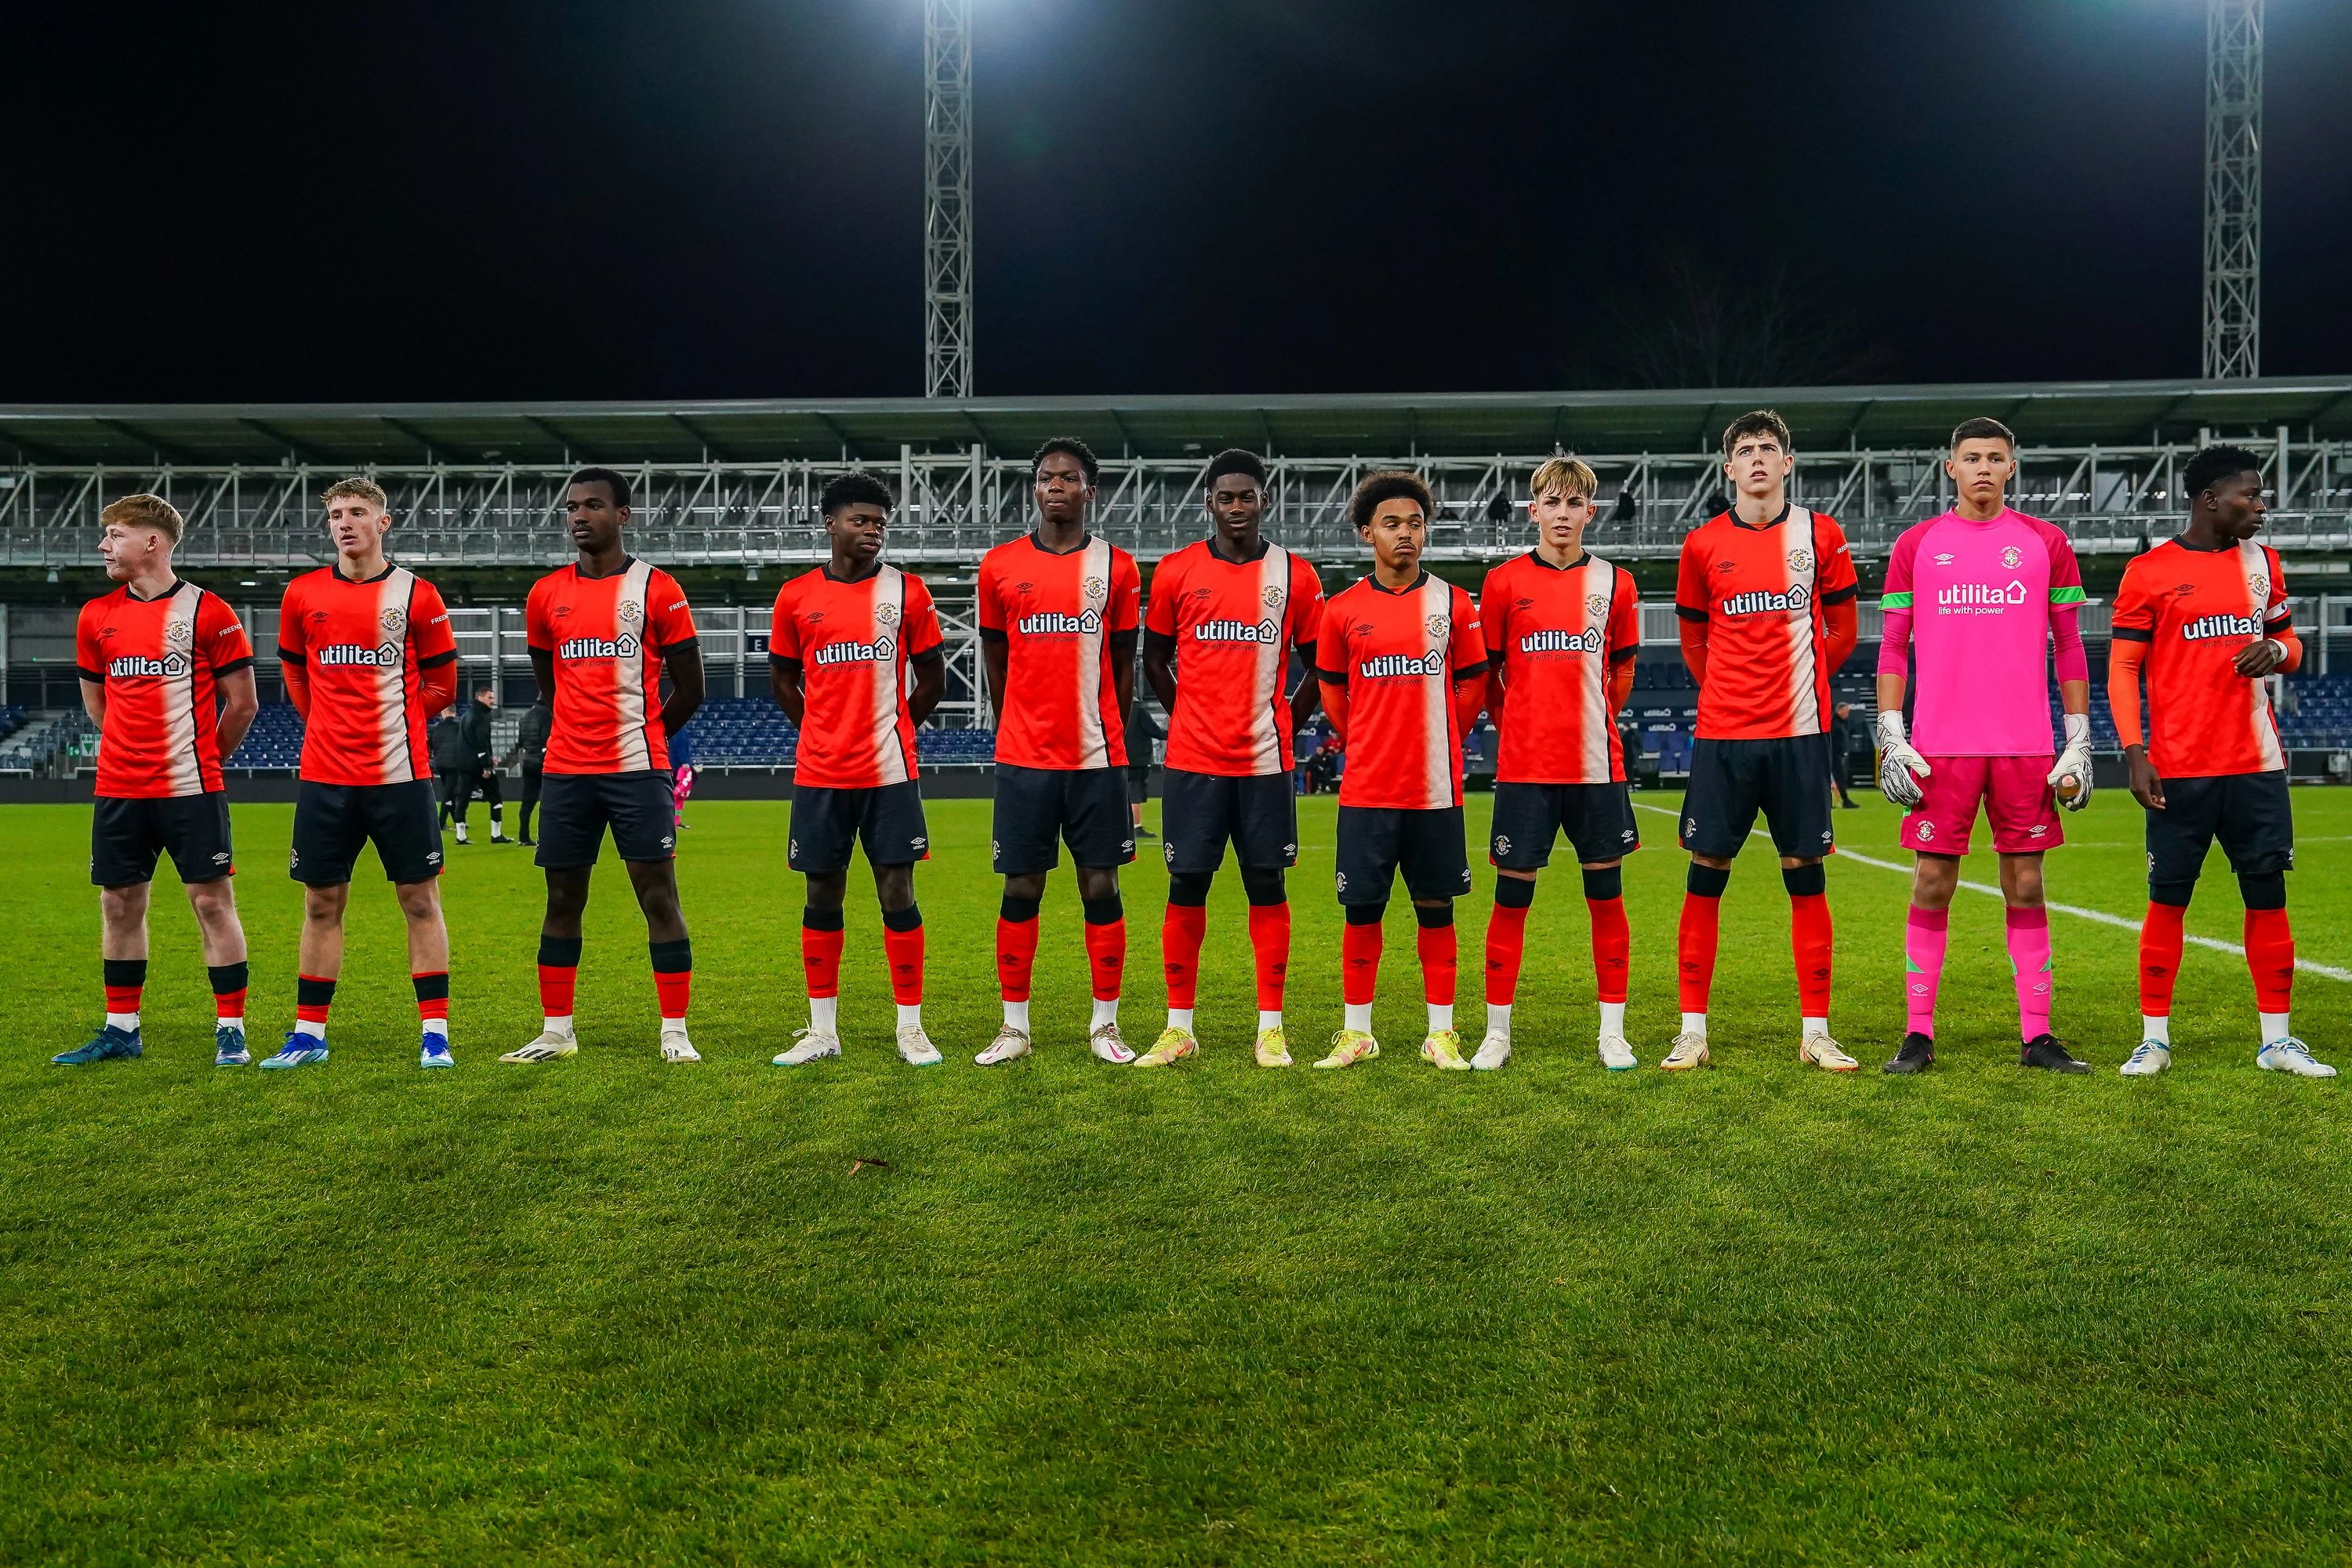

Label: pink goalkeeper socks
[1904,905,1947,1038]
[2006,906,2053,1041]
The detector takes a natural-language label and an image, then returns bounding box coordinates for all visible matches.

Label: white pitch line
[1627,800,2352,984]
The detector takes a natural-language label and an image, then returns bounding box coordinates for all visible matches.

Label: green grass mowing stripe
[1628,799,2352,983]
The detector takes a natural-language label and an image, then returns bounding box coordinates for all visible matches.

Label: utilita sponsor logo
[1192,619,1280,644]
[1519,628,1602,653]
[1719,586,1810,615]
[557,634,641,659]
[316,643,403,666]
[2181,612,2263,641]
[1358,652,1445,678]
[1936,580,2029,608]
[108,653,190,677]
[1017,610,1101,635]
[813,637,894,666]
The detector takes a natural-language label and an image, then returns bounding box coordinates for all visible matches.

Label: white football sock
[2142,1014,2170,1044]
[543,1014,575,1036]
[1802,1015,1829,1036]
[218,1014,244,1035]
[1599,1001,1626,1039]
[105,1011,140,1033]
[2259,1011,2292,1046]
[1167,1007,1195,1033]
[1428,1002,1454,1032]
[1003,999,1030,1033]
[1345,1001,1373,1033]
[897,1003,923,1029]
[422,1018,448,1039]
[296,1018,326,1040]
[1258,1009,1282,1033]
[1680,1011,1708,1037]
[1486,1003,1512,1037]
[1091,997,1120,1030]
[811,996,838,1035]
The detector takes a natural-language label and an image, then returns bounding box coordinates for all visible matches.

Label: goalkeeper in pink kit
[1874,418,2095,1073]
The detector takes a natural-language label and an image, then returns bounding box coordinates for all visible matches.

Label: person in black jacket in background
[504,697,551,846]
[431,712,470,830]
[452,685,508,844]
[1829,700,1864,809]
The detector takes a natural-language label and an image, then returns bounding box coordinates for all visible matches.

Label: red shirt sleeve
[768,580,801,660]
[199,592,255,672]
[76,601,103,681]
[1451,586,1486,675]
[1144,553,1181,638]
[525,577,554,652]
[409,579,457,666]
[1109,552,1142,634]
[2263,547,2292,629]
[1675,534,1710,622]
[1608,567,1641,661]
[976,557,1005,633]
[278,580,310,662]
[1478,567,1509,662]
[2110,558,2156,639]
[1815,515,1859,604]
[649,571,697,652]
[1316,596,1350,681]
[904,575,943,658]
[1288,555,1324,655]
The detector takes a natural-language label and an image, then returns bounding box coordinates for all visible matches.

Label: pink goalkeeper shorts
[1900,754,2063,855]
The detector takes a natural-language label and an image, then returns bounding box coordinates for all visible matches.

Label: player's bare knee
[394,880,441,923]
[1002,871,1047,902]
[1073,866,1120,902]
[99,884,149,929]
[805,869,850,911]
[870,864,916,912]
[303,884,349,925]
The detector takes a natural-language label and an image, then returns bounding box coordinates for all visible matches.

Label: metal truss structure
[5,436,2348,575]
[2204,0,2263,380]
[923,0,974,398]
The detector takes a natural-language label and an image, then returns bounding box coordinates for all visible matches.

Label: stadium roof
[2,376,2348,467]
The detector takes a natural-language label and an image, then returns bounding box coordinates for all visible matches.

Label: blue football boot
[419,1032,454,1069]
[53,1025,143,1065]
[258,1033,330,1069]
[215,1025,251,1067]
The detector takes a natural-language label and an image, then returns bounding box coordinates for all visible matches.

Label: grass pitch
[4,788,2350,1564]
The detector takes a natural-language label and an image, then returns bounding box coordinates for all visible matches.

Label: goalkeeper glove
[1876,710,1931,808]
[2047,711,2093,811]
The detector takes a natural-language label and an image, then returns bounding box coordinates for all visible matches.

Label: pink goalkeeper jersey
[1878,508,2086,756]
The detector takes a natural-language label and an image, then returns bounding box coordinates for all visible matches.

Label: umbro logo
[909,836,927,851]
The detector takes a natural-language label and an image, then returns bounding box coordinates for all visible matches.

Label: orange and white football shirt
[526,557,699,775]
[277,564,456,786]
[77,580,254,798]
[769,564,945,789]
[1315,572,1485,811]
[1674,504,1859,739]
[1479,550,1640,784]
[1145,539,1323,777]
[2111,537,2292,778]
[977,532,1142,771]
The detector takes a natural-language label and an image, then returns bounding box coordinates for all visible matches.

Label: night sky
[9,1,2350,404]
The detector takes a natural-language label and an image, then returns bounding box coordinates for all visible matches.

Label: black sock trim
[1345,902,1388,927]
[1239,866,1287,906]
[1581,867,1621,902]
[1082,895,1124,926]
[538,935,583,967]
[296,975,337,1007]
[801,906,847,932]
[2150,880,2197,909]
[412,971,451,1002]
[1000,895,1041,924]
[649,938,692,975]
[1413,903,1454,930]
[1687,864,1730,898]
[882,904,924,932]
[1495,877,1536,910]
[1167,872,1213,908]
[207,961,249,996]
[1782,863,1826,898]
[103,958,147,989]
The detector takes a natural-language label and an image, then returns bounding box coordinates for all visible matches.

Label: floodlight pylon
[924,0,974,398]
[2203,0,2261,380]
